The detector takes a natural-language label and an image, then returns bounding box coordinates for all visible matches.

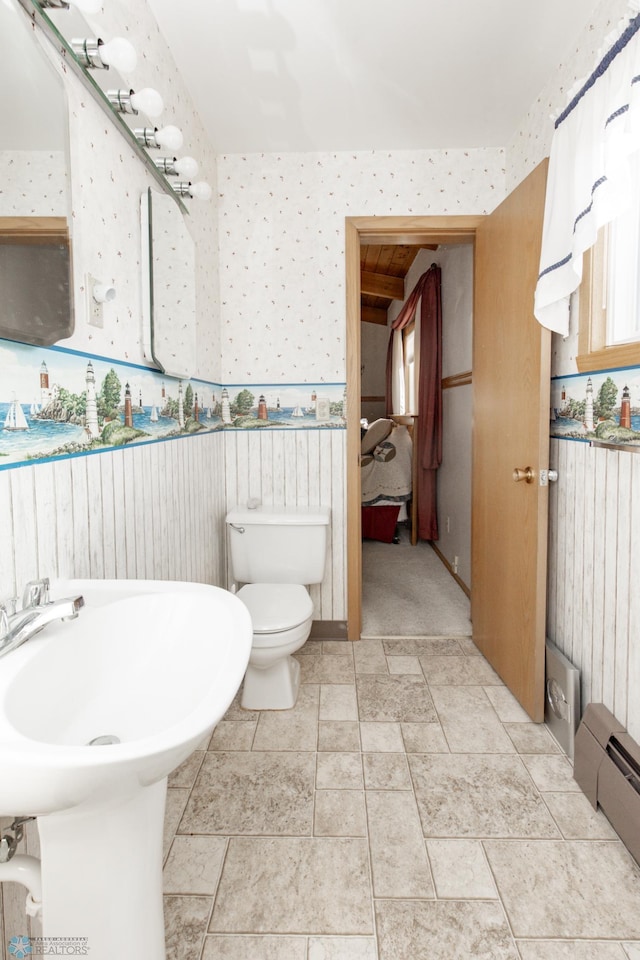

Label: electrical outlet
[452,555,459,574]
[86,274,104,328]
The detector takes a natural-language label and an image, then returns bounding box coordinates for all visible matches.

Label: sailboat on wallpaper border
[4,397,29,432]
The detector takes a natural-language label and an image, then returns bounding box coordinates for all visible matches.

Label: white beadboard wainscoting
[0,433,226,599]
[223,428,346,622]
[547,438,640,743]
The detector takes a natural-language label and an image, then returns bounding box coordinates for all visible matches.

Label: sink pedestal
[37,779,168,960]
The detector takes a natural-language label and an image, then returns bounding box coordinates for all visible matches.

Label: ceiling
[147,0,601,154]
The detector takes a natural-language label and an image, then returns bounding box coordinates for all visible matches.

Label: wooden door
[472,159,551,721]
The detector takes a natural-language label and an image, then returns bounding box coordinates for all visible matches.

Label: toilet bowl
[226,503,330,710]
[237,583,313,710]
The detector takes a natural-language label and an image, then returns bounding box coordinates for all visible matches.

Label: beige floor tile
[164,836,227,895]
[366,791,434,898]
[483,685,531,722]
[353,639,388,674]
[359,721,404,752]
[202,935,306,959]
[430,685,516,753]
[318,720,361,752]
[409,753,560,838]
[504,722,561,754]
[401,721,449,753]
[420,654,502,685]
[623,944,640,959]
[356,674,437,722]
[164,895,212,960]
[457,637,482,656]
[387,655,422,675]
[164,788,190,860]
[375,900,518,959]
[168,750,205,788]
[297,640,324,656]
[319,684,359,721]
[521,754,580,792]
[384,637,463,656]
[222,690,260,722]
[252,686,319,751]
[299,655,355,684]
[308,937,377,959]
[517,941,628,959]
[314,790,367,836]
[427,839,497,898]
[363,752,411,789]
[210,837,373,935]
[543,792,619,839]
[484,840,640,939]
[316,752,363,789]
[322,641,354,656]
[179,752,315,835]
[209,720,257,751]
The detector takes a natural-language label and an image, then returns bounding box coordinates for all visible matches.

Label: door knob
[513,466,534,483]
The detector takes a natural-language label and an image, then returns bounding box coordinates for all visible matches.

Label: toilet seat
[237,583,313,646]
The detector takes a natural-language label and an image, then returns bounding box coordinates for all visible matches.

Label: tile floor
[162,637,640,959]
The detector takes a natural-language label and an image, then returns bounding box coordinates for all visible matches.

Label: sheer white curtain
[534,6,640,336]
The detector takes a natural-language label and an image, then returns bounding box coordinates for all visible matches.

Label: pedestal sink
[0,578,252,960]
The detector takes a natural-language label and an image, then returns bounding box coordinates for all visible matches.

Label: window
[578,155,640,371]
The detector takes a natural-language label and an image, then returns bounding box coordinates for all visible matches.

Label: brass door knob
[513,466,534,483]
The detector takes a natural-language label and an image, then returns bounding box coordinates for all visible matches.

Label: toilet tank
[226,505,330,585]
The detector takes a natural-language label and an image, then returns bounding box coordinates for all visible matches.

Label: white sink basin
[0,578,252,816]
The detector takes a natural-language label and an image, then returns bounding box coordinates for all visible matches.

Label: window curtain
[534,6,640,335]
[385,264,442,540]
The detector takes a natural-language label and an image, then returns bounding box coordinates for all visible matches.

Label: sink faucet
[0,578,84,660]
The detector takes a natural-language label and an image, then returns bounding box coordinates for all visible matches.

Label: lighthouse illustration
[177,381,185,428]
[40,360,51,407]
[620,385,631,429]
[124,382,133,428]
[85,361,101,439]
[258,394,268,420]
[221,387,232,424]
[584,377,594,432]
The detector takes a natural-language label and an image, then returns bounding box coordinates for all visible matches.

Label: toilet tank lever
[230,523,245,533]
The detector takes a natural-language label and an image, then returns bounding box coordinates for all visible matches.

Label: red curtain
[385,264,443,540]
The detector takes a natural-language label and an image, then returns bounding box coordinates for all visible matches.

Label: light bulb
[173,156,199,179]
[98,37,137,73]
[130,88,164,119]
[155,126,183,151]
[67,0,103,12]
[189,181,212,201]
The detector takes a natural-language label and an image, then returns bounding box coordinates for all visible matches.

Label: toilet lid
[238,583,313,633]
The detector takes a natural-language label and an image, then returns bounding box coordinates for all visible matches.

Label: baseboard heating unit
[574,703,640,865]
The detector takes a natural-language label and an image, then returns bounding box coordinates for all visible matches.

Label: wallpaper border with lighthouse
[551,363,640,447]
[0,339,346,472]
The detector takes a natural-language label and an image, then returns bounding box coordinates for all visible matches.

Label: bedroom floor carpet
[361,530,472,638]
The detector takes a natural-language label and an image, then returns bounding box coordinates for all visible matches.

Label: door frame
[345,216,484,640]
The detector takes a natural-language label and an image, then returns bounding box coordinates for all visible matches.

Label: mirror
[141,188,197,379]
[0,0,72,346]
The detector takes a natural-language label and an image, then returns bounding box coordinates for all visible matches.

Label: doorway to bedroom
[357,238,474,639]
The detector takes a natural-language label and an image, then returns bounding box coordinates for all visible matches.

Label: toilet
[226,503,330,710]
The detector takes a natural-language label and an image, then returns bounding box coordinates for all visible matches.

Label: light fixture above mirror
[16,0,212,215]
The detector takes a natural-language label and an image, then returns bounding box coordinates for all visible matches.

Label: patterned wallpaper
[0,150,67,217]
[217,148,506,383]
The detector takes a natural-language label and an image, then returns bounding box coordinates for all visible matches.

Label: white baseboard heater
[574,703,640,865]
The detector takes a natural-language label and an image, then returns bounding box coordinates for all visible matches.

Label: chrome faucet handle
[22,578,50,610]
